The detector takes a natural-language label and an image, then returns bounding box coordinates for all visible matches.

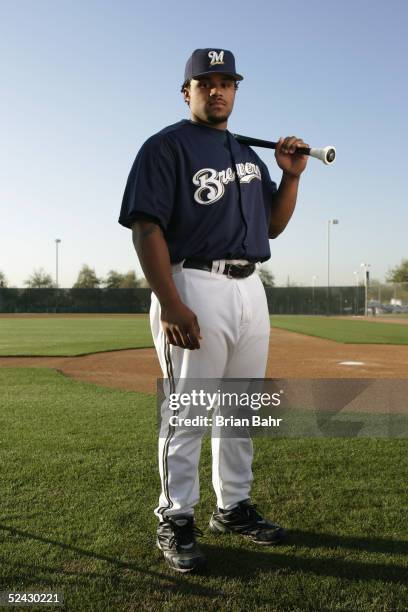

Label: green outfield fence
[0,288,152,314]
[265,286,365,315]
[0,286,368,315]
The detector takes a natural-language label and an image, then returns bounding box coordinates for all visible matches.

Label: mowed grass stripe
[271,315,408,344]
[0,368,407,611]
[0,316,153,356]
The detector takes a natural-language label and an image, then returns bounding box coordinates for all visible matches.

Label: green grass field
[1,368,407,611]
[271,315,408,344]
[1,314,408,357]
[0,316,154,356]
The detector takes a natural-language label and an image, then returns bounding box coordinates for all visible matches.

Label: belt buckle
[238,263,254,278]
[225,262,254,279]
[226,264,244,279]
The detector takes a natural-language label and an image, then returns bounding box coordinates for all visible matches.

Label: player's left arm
[268,136,309,239]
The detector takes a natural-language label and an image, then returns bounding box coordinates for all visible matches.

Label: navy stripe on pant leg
[157,338,177,519]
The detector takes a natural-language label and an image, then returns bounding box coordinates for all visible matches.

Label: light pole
[361,262,371,316]
[55,239,61,287]
[327,219,339,315]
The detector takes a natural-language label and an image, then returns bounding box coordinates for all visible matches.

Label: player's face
[184,73,236,129]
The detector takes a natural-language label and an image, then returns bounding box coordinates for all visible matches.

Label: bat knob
[308,146,336,164]
[325,147,336,164]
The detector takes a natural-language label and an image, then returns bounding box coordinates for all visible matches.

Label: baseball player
[119,48,309,573]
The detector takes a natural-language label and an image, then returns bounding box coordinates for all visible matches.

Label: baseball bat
[232,133,336,165]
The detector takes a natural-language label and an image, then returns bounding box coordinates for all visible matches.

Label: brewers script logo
[208,50,224,66]
[193,163,262,205]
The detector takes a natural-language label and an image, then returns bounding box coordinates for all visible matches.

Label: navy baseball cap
[184,48,244,82]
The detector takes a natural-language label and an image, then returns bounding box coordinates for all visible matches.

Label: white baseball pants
[149,263,270,520]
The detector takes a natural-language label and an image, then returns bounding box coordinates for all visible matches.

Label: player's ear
[182,80,191,106]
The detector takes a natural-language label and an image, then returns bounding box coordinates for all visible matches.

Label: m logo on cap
[208,50,225,66]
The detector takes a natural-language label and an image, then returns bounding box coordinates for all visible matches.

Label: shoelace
[167,522,204,549]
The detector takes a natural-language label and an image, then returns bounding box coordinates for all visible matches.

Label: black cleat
[156,515,206,573]
[209,499,286,545]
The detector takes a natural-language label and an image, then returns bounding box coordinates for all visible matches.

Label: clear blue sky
[1,0,407,287]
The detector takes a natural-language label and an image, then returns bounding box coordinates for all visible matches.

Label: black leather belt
[183,258,256,279]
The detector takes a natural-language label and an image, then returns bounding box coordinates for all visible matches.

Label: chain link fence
[1,284,406,315]
[366,282,408,314]
[264,286,365,315]
[0,288,152,314]
[0,286,364,315]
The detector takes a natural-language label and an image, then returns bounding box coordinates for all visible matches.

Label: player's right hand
[160,301,202,350]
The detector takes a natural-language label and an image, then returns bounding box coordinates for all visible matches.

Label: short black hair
[180,78,240,93]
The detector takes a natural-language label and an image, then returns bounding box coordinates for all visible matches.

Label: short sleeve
[259,159,278,199]
[118,135,176,231]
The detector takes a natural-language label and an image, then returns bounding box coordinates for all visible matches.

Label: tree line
[0,265,146,289]
[0,263,276,288]
[2,259,408,289]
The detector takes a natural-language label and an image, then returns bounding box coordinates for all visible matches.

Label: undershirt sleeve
[118,135,176,231]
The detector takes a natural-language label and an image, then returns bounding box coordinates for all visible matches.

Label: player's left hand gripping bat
[232,133,336,165]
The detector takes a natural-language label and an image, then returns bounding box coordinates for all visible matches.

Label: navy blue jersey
[119,119,277,263]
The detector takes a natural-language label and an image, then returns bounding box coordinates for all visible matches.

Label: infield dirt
[1,328,407,394]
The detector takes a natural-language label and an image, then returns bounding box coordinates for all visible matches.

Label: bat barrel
[232,134,277,149]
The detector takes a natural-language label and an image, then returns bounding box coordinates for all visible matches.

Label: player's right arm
[132,220,202,350]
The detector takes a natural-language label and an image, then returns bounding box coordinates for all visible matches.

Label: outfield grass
[0,368,407,611]
[0,316,153,356]
[1,314,408,357]
[271,315,408,344]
